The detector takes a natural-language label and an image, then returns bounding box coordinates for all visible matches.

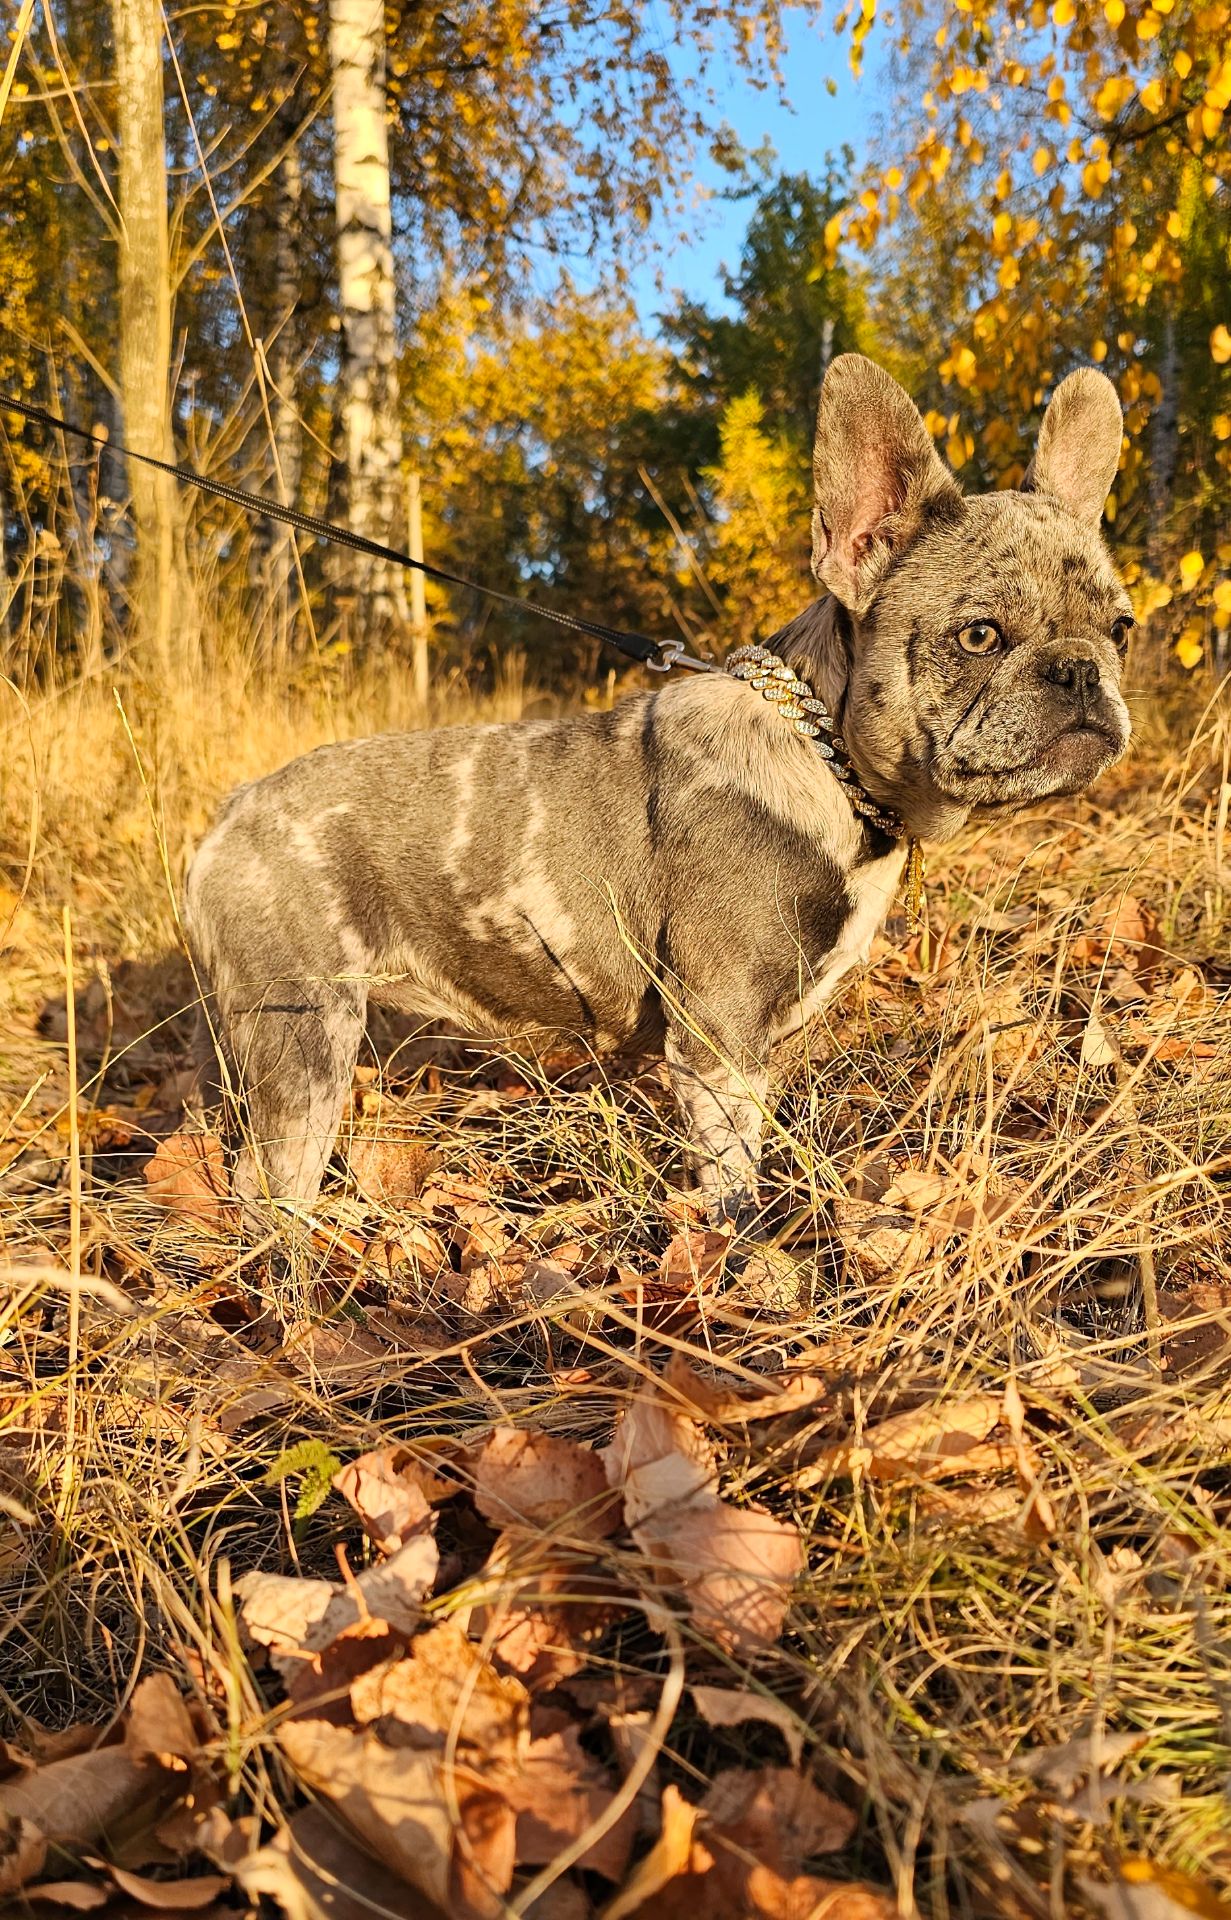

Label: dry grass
[2,640,1231,1917]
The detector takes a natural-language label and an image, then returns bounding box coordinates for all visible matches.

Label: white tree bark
[111,0,179,672]
[329,0,406,629]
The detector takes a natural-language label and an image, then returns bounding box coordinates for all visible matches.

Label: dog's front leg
[665,1026,769,1226]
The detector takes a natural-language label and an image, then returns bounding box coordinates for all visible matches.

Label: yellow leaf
[1179,550,1205,589]
[1210,324,1231,364]
[1173,48,1192,77]
[1092,338,1108,362]
[994,168,1012,200]
[998,256,1021,289]
[947,433,968,468]
[1052,0,1075,22]
[1175,631,1204,670]
[1104,0,1125,19]
[1032,145,1052,173]
[1139,78,1165,113]
[1136,9,1161,36]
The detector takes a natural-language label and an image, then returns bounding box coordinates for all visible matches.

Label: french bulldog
[185,354,1133,1227]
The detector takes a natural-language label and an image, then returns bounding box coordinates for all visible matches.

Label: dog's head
[810,354,1132,831]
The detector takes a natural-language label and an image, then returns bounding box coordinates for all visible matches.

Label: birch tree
[110,0,179,672]
[329,0,406,631]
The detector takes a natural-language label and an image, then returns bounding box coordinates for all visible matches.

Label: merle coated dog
[186,354,1132,1225]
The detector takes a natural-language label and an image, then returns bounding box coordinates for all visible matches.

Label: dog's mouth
[936,718,1128,800]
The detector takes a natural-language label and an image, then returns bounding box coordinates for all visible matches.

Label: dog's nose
[1044,655,1101,699]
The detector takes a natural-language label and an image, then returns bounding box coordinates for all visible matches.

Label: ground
[0,664,1229,1919]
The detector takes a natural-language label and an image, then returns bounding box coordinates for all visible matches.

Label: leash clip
[646,639,719,674]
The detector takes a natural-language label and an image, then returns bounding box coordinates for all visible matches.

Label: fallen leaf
[244,1804,445,1920]
[659,1231,730,1296]
[350,1622,529,1762]
[797,1393,1003,1488]
[634,1501,804,1656]
[143,1132,233,1232]
[18,1883,108,1910]
[346,1131,436,1206]
[332,1449,434,1555]
[107,1866,231,1908]
[1081,1006,1122,1067]
[601,1785,698,1920]
[831,1198,927,1281]
[473,1531,625,1690]
[235,1530,438,1679]
[0,1815,47,1895]
[1083,1856,1231,1919]
[472,1427,619,1540]
[0,1749,153,1851]
[278,1718,513,1919]
[124,1674,199,1769]
[690,1686,805,1767]
[503,1726,637,1881]
[601,1395,718,1529]
[703,1766,856,1864]
[741,1865,896,1919]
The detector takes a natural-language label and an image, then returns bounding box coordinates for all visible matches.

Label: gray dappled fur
[185,354,1133,1226]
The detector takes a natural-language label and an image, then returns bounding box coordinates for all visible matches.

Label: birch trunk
[111,0,179,674]
[329,0,406,632]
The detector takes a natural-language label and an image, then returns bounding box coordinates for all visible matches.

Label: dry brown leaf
[690,1686,805,1768]
[350,1621,529,1762]
[831,1198,927,1281]
[0,1814,47,1895]
[0,1749,154,1851]
[601,1395,718,1529]
[502,1726,638,1882]
[283,1319,391,1387]
[18,1883,108,1910]
[1081,1006,1122,1067]
[332,1448,434,1555]
[243,1805,445,1920]
[474,1531,625,1690]
[472,1426,619,1540]
[601,1785,698,1920]
[346,1131,436,1206]
[143,1132,233,1232]
[124,1674,199,1769]
[278,1716,513,1919]
[741,1865,897,1919]
[659,1230,730,1296]
[107,1866,231,1908]
[703,1766,856,1864]
[797,1393,1002,1488]
[634,1501,803,1657]
[235,1531,438,1679]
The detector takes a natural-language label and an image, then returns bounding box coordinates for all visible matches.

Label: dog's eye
[1111,615,1134,653]
[958,621,1003,656]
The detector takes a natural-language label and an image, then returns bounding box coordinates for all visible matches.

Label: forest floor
[1,660,1230,1920]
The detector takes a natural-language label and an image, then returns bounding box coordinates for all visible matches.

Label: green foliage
[263,1439,343,1524]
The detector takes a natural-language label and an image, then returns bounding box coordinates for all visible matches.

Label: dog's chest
[772,843,907,1041]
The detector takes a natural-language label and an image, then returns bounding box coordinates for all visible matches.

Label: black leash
[0,392,717,674]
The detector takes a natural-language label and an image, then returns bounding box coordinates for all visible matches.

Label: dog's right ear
[811,354,963,615]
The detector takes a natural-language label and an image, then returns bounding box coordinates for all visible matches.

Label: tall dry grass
[2,529,1231,1915]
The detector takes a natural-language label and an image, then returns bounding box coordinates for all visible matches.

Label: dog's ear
[811,354,962,614]
[1022,367,1123,526]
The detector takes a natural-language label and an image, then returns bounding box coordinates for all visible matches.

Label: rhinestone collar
[725,644,906,838]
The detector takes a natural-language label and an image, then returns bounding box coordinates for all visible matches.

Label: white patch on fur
[443,745,480,879]
[773,843,907,1041]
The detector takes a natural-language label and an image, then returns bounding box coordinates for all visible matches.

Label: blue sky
[629,12,887,325]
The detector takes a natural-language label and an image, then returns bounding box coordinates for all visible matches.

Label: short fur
[186,355,1132,1223]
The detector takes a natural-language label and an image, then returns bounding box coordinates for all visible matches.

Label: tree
[329,0,406,633]
[835,0,1231,665]
[111,0,180,673]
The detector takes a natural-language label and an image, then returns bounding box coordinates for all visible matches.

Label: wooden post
[407,470,429,708]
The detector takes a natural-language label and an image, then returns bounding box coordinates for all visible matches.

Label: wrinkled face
[850,490,1133,810]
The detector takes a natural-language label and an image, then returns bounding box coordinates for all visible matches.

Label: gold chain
[726,644,927,936]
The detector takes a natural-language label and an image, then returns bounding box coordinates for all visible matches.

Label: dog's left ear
[1022,368,1123,526]
[811,354,963,615]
